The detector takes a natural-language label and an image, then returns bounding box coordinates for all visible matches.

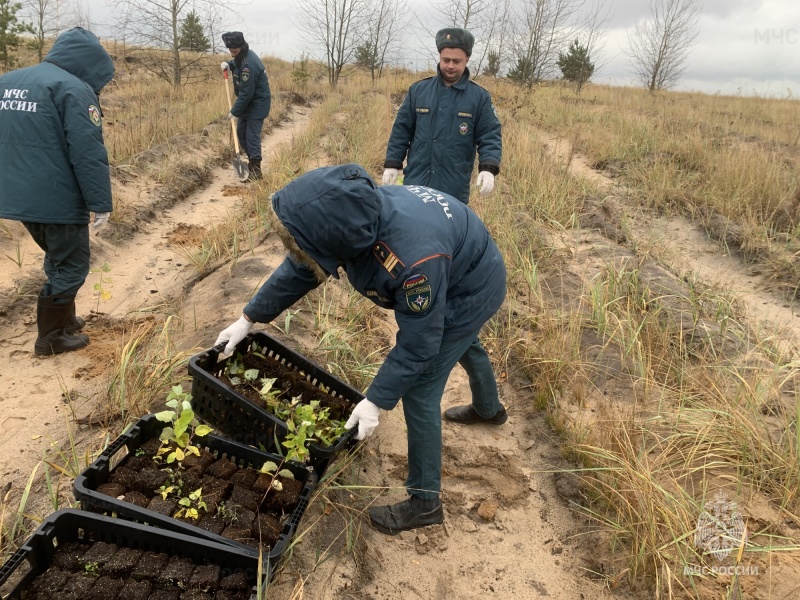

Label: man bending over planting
[215,165,509,535]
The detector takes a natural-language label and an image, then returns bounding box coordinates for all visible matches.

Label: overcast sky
[87,0,800,96]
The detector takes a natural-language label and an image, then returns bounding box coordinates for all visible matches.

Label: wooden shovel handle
[223,70,242,155]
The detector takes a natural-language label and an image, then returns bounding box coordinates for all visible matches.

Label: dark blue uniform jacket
[0,28,114,224]
[226,48,271,120]
[244,164,507,410]
[384,66,502,203]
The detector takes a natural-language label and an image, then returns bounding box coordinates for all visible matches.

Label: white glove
[345,398,381,440]
[92,212,110,229]
[228,111,234,120]
[382,168,399,186]
[214,314,253,355]
[475,171,495,195]
[220,61,229,72]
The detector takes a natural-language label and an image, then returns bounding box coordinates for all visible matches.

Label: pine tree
[482,51,501,77]
[506,57,534,88]
[354,42,378,72]
[0,0,32,68]
[179,10,210,53]
[557,39,595,94]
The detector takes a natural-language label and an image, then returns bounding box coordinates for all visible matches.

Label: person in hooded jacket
[215,164,509,535]
[382,28,502,203]
[0,27,114,356]
[220,31,271,182]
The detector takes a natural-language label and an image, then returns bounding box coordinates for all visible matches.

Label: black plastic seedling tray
[0,509,265,599]
[72,414,316,561]
[188,331,363,475]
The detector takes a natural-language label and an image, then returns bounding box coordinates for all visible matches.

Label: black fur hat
[435,28,474,57]
[222,31,245,49]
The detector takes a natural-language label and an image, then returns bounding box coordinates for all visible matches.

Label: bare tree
[73,0,92,29]
[625,0,702,92]
[295,0,367,88]
[358,0,408,81]
[111,0,219,87]
[24,0,72,61]
[507,0,585,88]
[578,0,611,75]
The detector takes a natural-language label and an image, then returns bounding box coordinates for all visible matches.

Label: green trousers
[23,222,90,296]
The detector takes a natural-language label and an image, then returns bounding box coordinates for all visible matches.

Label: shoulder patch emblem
[406,285,431,312]
[88,105,101,126]
[403,274,428,289]
[241,67,250,83]
[373,242,405,278]
[491,103,498,119]
[459,122,469,135]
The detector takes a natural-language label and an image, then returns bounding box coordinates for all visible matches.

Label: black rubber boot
[244,159,262,182]
[35,294,90,356]
[369,497,443,535]
[443,404,508,425]
[63,302,85,335]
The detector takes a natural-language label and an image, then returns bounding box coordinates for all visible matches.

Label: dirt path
[539,131,800,354]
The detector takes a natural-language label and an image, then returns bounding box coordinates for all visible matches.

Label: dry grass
[4,40,800,598]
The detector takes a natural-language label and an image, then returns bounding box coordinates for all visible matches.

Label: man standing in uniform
[220,31,271,182]
[215,163,508,535]
[0,27,114,356]
[382,27,502,203]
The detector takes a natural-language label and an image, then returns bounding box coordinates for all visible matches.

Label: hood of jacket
[45,27,114,94]
[272,164,382,279]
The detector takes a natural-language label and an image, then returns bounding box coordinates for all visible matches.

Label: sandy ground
[1,105,799,599]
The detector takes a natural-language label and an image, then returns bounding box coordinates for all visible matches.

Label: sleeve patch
[405,285,431,312]
[241,68,250,83]
[88,105,101,126]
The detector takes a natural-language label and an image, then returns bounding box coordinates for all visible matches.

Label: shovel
[223,69,249,181]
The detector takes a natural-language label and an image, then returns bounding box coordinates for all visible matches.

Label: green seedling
[174,488,206,520]
[154,386,213,464]
[259,461,295,492]
[83,561,100,577]
[217,500,240,525]
[90,262,112,312]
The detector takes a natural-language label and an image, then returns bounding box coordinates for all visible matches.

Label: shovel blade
[233,155,249,180]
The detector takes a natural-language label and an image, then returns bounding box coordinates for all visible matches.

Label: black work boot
[244,159,262,182]
[369,496,443,535]
[63,302,85,335]
[35,294,90,356]
[443,404,508,425]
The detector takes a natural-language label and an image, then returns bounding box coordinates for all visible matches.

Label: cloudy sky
[87,0,800,96]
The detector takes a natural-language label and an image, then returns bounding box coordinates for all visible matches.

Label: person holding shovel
[0,27,114,356]
[220,31,271,182]
[215,164,508,535]
[382,27,502,203]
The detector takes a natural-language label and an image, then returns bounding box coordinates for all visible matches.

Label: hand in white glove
[345,398,381,440]
[382,168,399,186]
[228,111,235,120]
[92,212,110,229]
[220,61,229,72]
[475,171,495,195]
[214,314,253,355]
